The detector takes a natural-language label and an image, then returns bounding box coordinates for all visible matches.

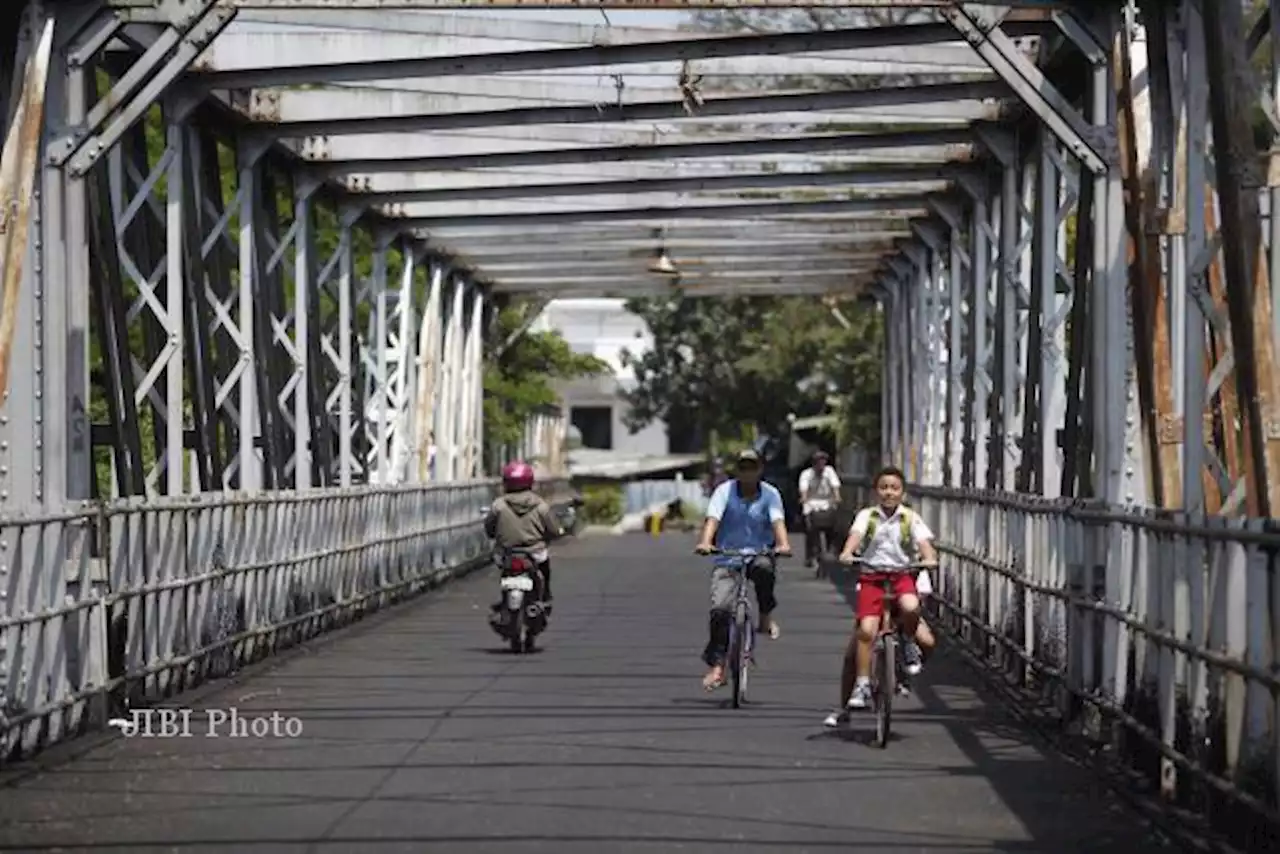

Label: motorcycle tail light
[505,556,532,573]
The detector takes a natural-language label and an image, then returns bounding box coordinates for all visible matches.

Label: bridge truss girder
[0,0,1035,515]
[0,1,1274,513]
[881,0,1280,526]
[0,0,1275,512]
[0,0,1276,817]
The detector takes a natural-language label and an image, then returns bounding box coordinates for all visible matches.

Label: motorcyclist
[485,460,564,603]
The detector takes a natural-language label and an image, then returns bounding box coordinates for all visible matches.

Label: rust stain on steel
[1112,24,1167,507]
[1120,19,1182,508]
[1245,209,1280,516]
[0,17,55,404]
[1202,198,1242,516]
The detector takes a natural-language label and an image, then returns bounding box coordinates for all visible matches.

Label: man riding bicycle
[798,450,842,568]
[694,448,793,691]
[824,465,938,728]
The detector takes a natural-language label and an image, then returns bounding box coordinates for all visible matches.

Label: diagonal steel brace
[48,0,236,176]
[944,3,1112,175]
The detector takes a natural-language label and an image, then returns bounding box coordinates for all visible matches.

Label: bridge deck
[0,535,1169,853]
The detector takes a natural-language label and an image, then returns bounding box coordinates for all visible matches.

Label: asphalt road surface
[0,533,1172,853]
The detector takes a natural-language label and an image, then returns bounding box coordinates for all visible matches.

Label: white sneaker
[846,682,872,709]
[903,641,923,676]
[823,709,850,728]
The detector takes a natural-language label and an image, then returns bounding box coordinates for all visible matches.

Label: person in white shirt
[823,465,939,729]
[798,450,842,568]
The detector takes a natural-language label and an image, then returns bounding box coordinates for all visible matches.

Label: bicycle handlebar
[843,557,936,572]
[698,547,791,558]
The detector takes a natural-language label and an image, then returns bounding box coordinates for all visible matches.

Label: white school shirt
[850,504,935,594]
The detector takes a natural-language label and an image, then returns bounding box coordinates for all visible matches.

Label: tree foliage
[619,295,884,452]
[483,303,609,457]
[1247,0,1277,150]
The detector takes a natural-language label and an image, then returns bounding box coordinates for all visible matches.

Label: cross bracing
[3,1,1280,835]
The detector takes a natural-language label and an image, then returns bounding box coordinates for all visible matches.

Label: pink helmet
[501,460,535,491]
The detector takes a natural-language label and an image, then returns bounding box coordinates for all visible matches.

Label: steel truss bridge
[0,0,1277,849]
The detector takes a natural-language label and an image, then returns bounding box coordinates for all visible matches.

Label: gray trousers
[708,562,778,613]
[704,560,777,666]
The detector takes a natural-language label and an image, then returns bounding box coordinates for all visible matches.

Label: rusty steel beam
[1202,0,1280,516]
[0,15,53,402]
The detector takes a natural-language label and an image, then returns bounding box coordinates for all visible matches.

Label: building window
[571,406,613,450]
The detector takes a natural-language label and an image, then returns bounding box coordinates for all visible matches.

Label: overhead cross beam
[338,154,962,187]
[454,233,905,252]
[244,79,1009,138]
[499,272,874,288]
[404,195,934,229]
[313,127,978,174]
[387,192,926,218]
[500,266,872,282]
[355,164,968,205]
[459,244,901,264]
[192,21,1049,89]
[431,221,917,243]
[168,6,696,43]
[481,253,888,270]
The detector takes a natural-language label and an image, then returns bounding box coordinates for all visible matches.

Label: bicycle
[847,557,935,748]
[701,547,788,709]
[803,504,838,578]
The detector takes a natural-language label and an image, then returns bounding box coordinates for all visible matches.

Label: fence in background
[622,479,708,516]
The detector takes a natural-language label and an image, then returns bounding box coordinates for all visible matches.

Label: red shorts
[855,572,918,620]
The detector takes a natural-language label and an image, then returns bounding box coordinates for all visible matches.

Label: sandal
[702,668,725,690]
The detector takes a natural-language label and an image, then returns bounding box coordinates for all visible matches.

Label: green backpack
[859,507,916,557]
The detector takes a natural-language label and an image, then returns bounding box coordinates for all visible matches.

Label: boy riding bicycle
[823,465,939,729]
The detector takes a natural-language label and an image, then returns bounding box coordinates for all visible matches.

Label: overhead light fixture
[648,247,679,276]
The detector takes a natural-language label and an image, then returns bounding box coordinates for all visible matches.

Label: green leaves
[618,296,884,451]
[483,304,609,452]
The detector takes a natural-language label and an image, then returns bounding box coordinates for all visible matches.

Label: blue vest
[713,481,779,566]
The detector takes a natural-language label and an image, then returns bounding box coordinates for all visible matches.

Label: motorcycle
[487,547,550,653]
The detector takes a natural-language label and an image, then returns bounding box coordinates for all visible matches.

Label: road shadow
[819,559,1175,852]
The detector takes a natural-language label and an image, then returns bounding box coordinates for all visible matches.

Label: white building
[530,299,669,457]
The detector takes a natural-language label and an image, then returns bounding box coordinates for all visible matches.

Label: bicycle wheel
[730,604,748,708]
[738,609,753,706]
[874,633,895,748]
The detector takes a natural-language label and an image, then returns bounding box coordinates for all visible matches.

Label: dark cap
[736,448,761,465]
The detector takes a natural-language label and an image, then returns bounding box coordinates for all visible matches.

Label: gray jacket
[484,489,563,554]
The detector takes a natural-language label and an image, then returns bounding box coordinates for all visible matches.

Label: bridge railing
[0,477,570,763]
[840,480,1277,845]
